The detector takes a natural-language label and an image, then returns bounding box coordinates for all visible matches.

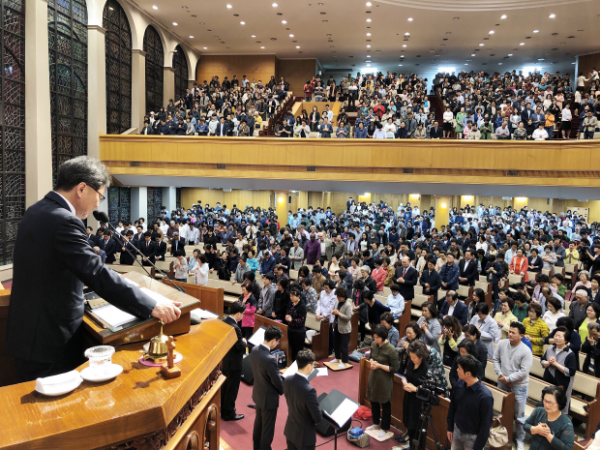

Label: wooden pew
[475,280,493,310]
[358,359,515,450]
[349,312,359,353]
[254,314,290,367]
[457,285,473,305]
[305,313,330,361]
[207,279,241,306]
[396,301,412,337]
[411,293,433,318]
[161,279,224,316]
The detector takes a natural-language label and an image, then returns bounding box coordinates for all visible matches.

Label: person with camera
[400,340,430,446]
[447,355,494,450]
[366,324,400,439]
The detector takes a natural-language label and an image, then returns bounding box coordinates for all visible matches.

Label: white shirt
[325,110,334,122]
[373,129,386,139]
[316,289,337,323]
[561,108,572,121]
[193,262,209,286]
[188,227,200,244]
[443,111,454,122]
[532,128,549,141]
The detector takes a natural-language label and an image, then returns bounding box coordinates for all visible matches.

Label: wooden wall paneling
[577,53,600,90]
[276,59,317,93]
[181,189,273,211]
[196,55,278,88]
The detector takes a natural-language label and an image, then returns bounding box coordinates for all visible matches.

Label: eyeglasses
[87,185,106,203]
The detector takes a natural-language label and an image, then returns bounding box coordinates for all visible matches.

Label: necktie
[403,268,407,277]
[146,242,149,248]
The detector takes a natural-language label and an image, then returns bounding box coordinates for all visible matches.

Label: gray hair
[588,322,600,333]
[55,156,111,191]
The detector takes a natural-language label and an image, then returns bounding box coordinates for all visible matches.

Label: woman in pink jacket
[372,258,387,292]
[239,282,257,339]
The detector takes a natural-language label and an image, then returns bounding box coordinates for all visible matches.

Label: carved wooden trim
[99,364,222,450]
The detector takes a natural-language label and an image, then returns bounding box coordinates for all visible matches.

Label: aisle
[221,357,402,450]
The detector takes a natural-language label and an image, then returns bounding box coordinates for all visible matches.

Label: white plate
[35,377,83,396]
[80,364,123,383]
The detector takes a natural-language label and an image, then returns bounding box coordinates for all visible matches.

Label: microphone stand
[106,223,186,293]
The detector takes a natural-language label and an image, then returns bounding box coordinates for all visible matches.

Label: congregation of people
[90,197,600,450]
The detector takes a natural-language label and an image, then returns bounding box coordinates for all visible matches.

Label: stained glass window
[172,45,188,102]
[103,0,131,134]
[143,26,163,115]
[0,0,26,265]
[146,187,162,227]
[108,187,130,224]
[48,0,88,184]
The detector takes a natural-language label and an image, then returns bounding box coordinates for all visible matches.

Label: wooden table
[0,320,236,450]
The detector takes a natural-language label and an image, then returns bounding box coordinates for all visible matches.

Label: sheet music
[248,327,266,347]
[316,367,328,377]
[282,361,298,378]
[140,287,173,304]
[327,398,359,427]
[92,305,137,328]
[191,308,218,320]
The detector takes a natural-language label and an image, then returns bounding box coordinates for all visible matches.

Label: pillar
[275,191,288,226]
[188,79,196,89]
[131,49,146,131]
[131,187,148,223]
[435,196,451,230]
[87,25,106,160]
[164,67,175,104]
[25,0,53,207]
[162,187,177,214]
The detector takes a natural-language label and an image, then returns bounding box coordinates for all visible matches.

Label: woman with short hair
[524,386,575,450]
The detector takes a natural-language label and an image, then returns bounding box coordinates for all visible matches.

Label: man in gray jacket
[289,239,305,270]
[493,321,532,450]
[551,237,566,267]
[257,274,277,317]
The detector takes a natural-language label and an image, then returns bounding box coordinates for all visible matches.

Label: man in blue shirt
[319,117,333,138]
[260,250,277,275]
[447,354,494,450]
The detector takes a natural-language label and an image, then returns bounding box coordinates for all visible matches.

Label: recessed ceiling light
[366,18,371,22]
[572,62,576,65]
[366,63,371,66]
[399,64,403,66]
[367,55,371,57]
[260,46,265,49]
[479,43,484,46]
[189,35,194,38]
[500,14,507,19]
[471,53,475,56]
[508,53,513,56]
[296,45,300,48]
[172,22,178,25]
[533,30,539,33]
[152,5,158,9]
[226,4,232,8]
[366,44,371,48]
[272,2,277,6]
[289,34,294,37]
[240,21,245,24]
[402,44,407,47]
[400,55,404,57]
[366,60,371,62]
[405,32,410,36]
[499,63,502,65]
[538,58,545,61]
[464,63,468,65]
[520,42,525,45]
[366,1,372,5]
[549,13,556,18]
[366,33,371,36]
[282,20,287,24]
[489,30,495,34]
[251,35,256,37]
[408,17,413,21]
[203,47,207,49]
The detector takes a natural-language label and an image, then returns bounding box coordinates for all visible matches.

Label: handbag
[347,427,370,448]
[488,415,509,448]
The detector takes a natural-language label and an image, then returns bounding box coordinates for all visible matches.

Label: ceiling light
[571,62,576,65]
[405,32,410,36]
[533,29,539,33]
[366,44,371,48]
[226,3,232,8]
[408,17,413,21]
[549,13,556,18]
[508,53,513,56]
[367,55,371,57]
[520,42,525,45]
[272,2,278,6]
[499,63,502,65]
[289,34,294,37]
[464,63,468,66]
[366,33,371,36]
[282,20,287,24]
[479,43,484,46]
[400,55,404,57]
[152,5,158,9]
[471,53,475,56]
[501,14,507,19]
[251,35,256,37]
[366,63,371,66]
[399,64,403,66]
[538,58,545,61]
[189,35,194,38]
[366,1,372,5]
[366,18,372,22]
[172,22,178,25]
[203,47,207,49]
[240,21,245,24]
[489,30,495,34]
[402,44,407,47]
[296,45,300,48]
[260,46,265,49]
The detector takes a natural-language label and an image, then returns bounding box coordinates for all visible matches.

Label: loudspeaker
[240,354,254,385]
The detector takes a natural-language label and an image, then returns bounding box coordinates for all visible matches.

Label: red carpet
[221,357,402,450]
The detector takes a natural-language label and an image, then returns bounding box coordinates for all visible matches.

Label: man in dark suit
[6,156,181,382]
[439,291,468,326]
[138,231,157,266]
[132,225,144,246]
[222,302,247,421]
[419,259,441,306]
[283,349,322,450]
[119,231,137,265]
[458,250,478,286]
[170,232,186,257]
[394,255,418,300]
[154,235,167,262]
[99,231,117,264]
[85,226,98,247]
[429,121,443,139]
[214,116,230,137]
[251,326,284,450]
[520,103,533,123]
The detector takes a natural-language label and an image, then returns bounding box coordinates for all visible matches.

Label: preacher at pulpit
[6,156,182,382]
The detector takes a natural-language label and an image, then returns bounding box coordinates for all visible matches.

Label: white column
[25,0,53,207]
[87,25,106,160]
[131,49,146,131]
[164,67,175,104]
[131,187,148,223]
[162,187,177,213]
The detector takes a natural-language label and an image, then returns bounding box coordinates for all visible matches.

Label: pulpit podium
[0,273,236,450]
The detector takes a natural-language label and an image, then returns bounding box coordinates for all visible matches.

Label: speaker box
[315,392,352,437]
[240,354,254,385]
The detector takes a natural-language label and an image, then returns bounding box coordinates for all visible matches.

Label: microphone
[92,210,185,293]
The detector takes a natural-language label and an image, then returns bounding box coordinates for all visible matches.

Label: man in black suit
[6,156,182,382]
[99,231,117,264]
[429,121,443,139]
[458,250,478,286]
[139,231,157,266]
[439,291,468,326]
[85,226,98,247]
[394,256,418,300]
[154,235,167,262]
[283,349,322,450]
[419,259,441,306]
[251,326,284,450]
[222,302,247,421]
[132,225,144,245]
[119,231,137,265]
[170,232,186,257]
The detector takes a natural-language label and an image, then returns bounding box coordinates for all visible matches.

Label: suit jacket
[119,240,137,265]
[222,316,246,373]
[86,233,98,247]
[283,373,322,447]
[139,240,158,265]
[394,266,418,300]
[419,269,441,302]
[155,241,167,261]
[459,258,478,286]
[440,300,469,326]
[170,238,186,257]
[521,109,533,123]
[429,127,443,139]
[102,238,117,264]
[250,344,284,410]
[6,192,156,364]
[215,122,230,136]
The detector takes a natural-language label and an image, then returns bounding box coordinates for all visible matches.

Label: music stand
[318,389,360,450]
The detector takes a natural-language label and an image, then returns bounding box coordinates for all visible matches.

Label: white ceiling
[135,0,600,76]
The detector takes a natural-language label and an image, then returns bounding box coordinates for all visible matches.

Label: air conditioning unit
[501,197,513,200]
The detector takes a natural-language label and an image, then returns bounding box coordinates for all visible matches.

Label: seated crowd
[93,198,600,448]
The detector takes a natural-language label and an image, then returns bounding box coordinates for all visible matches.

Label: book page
[92,305,137,328]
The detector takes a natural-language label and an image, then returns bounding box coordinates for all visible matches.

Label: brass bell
[143,320,169,363]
